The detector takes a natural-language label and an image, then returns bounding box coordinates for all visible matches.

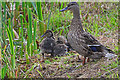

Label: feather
[60,2,117,64]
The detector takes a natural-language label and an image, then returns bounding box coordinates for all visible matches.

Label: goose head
[60,2,79,12]
[60,2,80,19]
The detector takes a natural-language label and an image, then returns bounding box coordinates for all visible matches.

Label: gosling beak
[41,34,45,37]
[60,6,68,12]
[41,31,48,37]
[41,33,47,37]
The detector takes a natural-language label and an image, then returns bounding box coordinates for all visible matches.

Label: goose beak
[60,7,68,12]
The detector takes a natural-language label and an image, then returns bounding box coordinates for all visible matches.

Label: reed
[0,2,2,78]
[33,19,37,50]
[37,2,44,35]
[5,23,15,77]
[20,14,24,57]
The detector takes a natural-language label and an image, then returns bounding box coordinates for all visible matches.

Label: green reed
[5,23,15,77]
[37,2,44,35]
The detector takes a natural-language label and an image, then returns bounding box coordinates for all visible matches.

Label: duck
[56,36,67,44]
[40,30,56,60]
[56,36,73,52]
[60,2,117,64]
[53,36,68,57]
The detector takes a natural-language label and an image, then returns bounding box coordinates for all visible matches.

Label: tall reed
[5,23,15,77]
[37,2,44,35]
[20,14,24,57]
[0,2,2,78]
[2,2,7,45]
[47,2,53,30]
[34,19,37,50]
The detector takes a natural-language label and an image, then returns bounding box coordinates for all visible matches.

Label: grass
[1,2,118,78]
[100,59,118,78]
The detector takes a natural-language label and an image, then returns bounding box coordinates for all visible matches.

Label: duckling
[40,30,56,60]
[56,36,73,52]
[53,44,67,57]
[56,36,66,44]
[60,2,117,64]
[53,36,67,57]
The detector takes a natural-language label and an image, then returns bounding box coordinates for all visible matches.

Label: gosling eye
[58,37,60,40]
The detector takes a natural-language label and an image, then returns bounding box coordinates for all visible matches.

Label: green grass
[0,2,2,78]
[101,59,118,78]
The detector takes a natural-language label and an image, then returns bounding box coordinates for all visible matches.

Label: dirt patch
[17,52,118,78]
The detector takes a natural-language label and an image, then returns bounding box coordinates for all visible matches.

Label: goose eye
[71,4,74,6]
[68,4,73,7]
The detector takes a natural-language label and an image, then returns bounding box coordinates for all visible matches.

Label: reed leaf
[34,20,37,50]
[26,7,31,56]
[37,2,44,35]
[31,2,38,15]
[22,2,26,21]
[60,2,63,9]
[5,24,15,77]
[20,14,24,57]
[47,2,53,30]
[0,2,2,78]
[26,51,30,64]
[14,2,20,33]
[2,2,7,45]
[1,66,8,79]
[1,67,5,78]
[28,8,32,44]
[28,8,33,56]
[10,2,14,38]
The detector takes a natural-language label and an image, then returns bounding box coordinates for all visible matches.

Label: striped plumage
[40,30,68,59]
[53,36,68,57]
[40,30,56,60]
[60,2,117,64]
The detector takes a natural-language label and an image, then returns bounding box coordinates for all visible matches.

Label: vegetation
[0,2,118,78]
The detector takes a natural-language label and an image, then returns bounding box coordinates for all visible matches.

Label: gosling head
[56,36,67,44]
[41,30,54,38]
[60,2,79,12]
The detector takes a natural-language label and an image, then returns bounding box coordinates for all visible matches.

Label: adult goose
[60,2,117,64]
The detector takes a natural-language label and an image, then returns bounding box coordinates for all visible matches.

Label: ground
[17,35,118,78]
[17,52,118,78]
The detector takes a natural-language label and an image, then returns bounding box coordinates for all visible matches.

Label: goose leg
[77,55,81,60]
[42,53,44,62]
[82,57,86,65]
[87,57,90,62]
[50,53,54,57]
[77,55,82,62]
